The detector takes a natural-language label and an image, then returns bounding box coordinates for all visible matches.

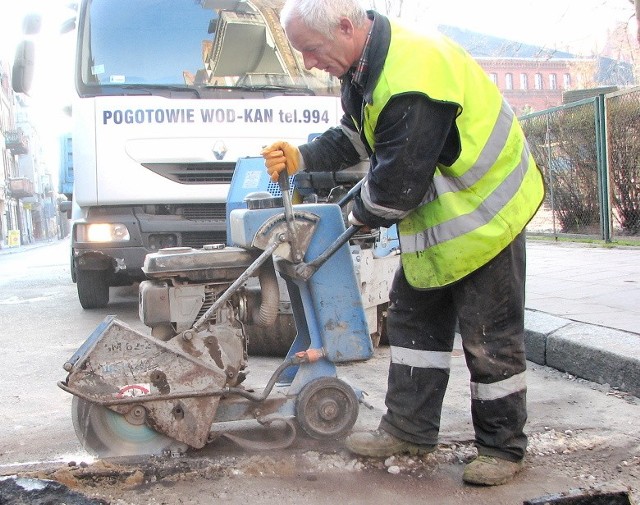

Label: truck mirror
[59,200,73,218]
[22,14,42,35]
[12,40,35,94]
[61,17,77,34]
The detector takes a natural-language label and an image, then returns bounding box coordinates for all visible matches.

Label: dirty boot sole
[462,455,524,486]
[346,429,436,457]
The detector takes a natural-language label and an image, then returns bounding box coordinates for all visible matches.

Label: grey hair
[280,0,368,38]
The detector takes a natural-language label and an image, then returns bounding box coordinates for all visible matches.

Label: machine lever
[294,224,361,279]
[278,171,303,263]
[336,178,364,208]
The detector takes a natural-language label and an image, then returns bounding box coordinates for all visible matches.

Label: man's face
[284,16,357,78]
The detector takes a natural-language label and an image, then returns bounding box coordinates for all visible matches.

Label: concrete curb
[525,309,640,397]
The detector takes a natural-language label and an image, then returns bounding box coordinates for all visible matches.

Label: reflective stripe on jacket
[360,22,545,288]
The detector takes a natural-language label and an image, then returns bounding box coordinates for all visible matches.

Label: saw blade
[71,396,181,457]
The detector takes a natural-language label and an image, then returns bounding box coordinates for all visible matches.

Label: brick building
[477,57,585,115]
[440,25,636,116]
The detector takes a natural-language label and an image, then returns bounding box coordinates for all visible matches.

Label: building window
[505,73,513,90]
[563,73,571,89]
[534,73,543,90]
[489,73,498,85]
[520,73,528,90]
[549,74,557,90]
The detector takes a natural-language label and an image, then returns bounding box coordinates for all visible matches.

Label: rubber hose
[257,256,279,327]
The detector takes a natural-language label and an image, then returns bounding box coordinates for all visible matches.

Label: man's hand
[261,141,301,182]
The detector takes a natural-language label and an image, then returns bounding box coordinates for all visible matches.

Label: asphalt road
[0,238,639,504]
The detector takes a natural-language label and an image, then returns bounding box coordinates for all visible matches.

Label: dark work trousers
[379,232,528,462]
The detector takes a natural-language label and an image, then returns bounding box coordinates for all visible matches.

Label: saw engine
[138,213,295,356]
[138,159,397,356]
[59,158,399,457]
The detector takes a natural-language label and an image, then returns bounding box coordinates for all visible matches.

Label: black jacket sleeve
[352,93,460,229]
[298,116,364,172]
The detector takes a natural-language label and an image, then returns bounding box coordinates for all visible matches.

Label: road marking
[0,295,55,305]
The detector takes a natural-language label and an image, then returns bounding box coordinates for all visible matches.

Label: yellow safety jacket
[361,22,545,288]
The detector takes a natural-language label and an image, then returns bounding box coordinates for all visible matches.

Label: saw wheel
[71,396,181,458]
[295,377,359,440]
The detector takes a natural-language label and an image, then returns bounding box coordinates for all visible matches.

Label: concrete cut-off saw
[58,158,400,457]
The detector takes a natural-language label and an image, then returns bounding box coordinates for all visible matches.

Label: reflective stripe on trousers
[379,233,528,462]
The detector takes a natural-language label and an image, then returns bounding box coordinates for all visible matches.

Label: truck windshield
[78,0,339,96]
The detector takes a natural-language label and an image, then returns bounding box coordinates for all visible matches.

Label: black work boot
[345,428,436,457]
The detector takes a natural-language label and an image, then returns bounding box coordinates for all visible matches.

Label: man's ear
[337,17,354,37]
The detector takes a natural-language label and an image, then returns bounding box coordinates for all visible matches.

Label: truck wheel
[77,269,110,309]
[70,250,77,283]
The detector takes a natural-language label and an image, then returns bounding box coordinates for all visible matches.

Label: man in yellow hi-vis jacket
[262,0,545,486]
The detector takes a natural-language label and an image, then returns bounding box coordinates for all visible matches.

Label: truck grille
[182,204,226,221]
[181,231,227,248]
[142,162,235,184]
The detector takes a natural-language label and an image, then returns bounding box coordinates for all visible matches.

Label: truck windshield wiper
[84,83,317,98]
[202,84,316,96]
[139,85,201,98]
[93,84,202,98]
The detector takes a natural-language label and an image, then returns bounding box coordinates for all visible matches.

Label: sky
[2,1,637,72]
[0,1,635,97]
[396,0,637,54]
[0,0,638,177]
[0,0,76,174]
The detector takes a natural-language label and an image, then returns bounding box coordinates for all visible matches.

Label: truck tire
[70,251,77,283]
[77,269,110,309]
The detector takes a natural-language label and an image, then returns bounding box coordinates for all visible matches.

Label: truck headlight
[76,223,131,242]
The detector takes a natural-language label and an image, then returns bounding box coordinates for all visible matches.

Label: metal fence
[520,85,640,242]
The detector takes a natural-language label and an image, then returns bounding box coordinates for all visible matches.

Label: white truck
[18,0,350,309]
